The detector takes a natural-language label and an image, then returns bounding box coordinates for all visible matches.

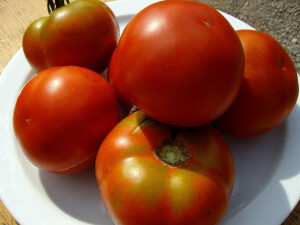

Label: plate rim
[0,0,299,225]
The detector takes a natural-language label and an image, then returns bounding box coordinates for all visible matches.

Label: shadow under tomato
[39,167,114,225]
[220,120,287,219]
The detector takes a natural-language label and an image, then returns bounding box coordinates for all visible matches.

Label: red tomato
[95,111,235,225]
[108,58,133,112]
[22,0,119,73]
[108,0,244,126]
[214,30,299,138]
[13,66,120,174]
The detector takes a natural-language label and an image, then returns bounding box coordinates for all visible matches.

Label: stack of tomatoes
[13,1,298,225]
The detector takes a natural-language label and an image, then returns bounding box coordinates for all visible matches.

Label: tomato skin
[108,53,133,112]
[23,0,119,73]
[22,17,48,71]
[214,30,299,138]
[108,1,244,126]
[96,111,235,225]
[13,66,120,174]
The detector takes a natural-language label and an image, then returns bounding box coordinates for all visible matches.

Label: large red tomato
[13,66,120,174]
[96,111,235,225]
[214,30,299,138]
[108,0,244,126]
[22,0,119,73]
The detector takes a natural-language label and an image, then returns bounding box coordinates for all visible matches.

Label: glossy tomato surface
[108,0,244,126]
[214,30,299,138]
[23,0,119,73]
[96,111,235,225]
[13,66,120,174]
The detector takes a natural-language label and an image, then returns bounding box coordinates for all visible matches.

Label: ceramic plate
[0,0,299,225]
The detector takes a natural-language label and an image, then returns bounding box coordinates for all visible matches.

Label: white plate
[0,0,299,225]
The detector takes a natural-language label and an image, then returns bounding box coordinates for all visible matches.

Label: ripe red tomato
[214,30,299,138]
[13,66,120,174]
[95,111,235,225]
[22,0,119,73]
[108,59,133,112]
[108,0,244,126]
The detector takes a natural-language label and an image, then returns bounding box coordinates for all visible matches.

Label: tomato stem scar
[154,137,191,167]
[202,21,212,27]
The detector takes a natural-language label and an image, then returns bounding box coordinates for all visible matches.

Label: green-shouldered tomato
[23,0,119,73]
[96,111,235,225]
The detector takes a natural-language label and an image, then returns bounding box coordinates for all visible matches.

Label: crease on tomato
[53,150,97,173]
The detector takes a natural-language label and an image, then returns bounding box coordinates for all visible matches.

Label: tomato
[214,30,299,138]
[108,58,133,112]
[13,66,120,174]
[22,0,119,73]
[95,111,235,225]
[108,0,244,126]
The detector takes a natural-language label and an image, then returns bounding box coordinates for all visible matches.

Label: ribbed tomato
[96,111,235,225]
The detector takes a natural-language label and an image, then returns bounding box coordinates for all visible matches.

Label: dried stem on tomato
[47,0,70,14]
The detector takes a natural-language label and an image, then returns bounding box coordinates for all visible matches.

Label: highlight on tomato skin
[95,111,235,225]
[13,66,120,174]
[214,29,299,138]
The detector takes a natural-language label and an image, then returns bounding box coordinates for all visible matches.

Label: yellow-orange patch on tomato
[167,169,195,215]
[121,157,168,210]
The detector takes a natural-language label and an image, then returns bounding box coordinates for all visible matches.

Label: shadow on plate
[39,167,114,225]
[220,104,300,224]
